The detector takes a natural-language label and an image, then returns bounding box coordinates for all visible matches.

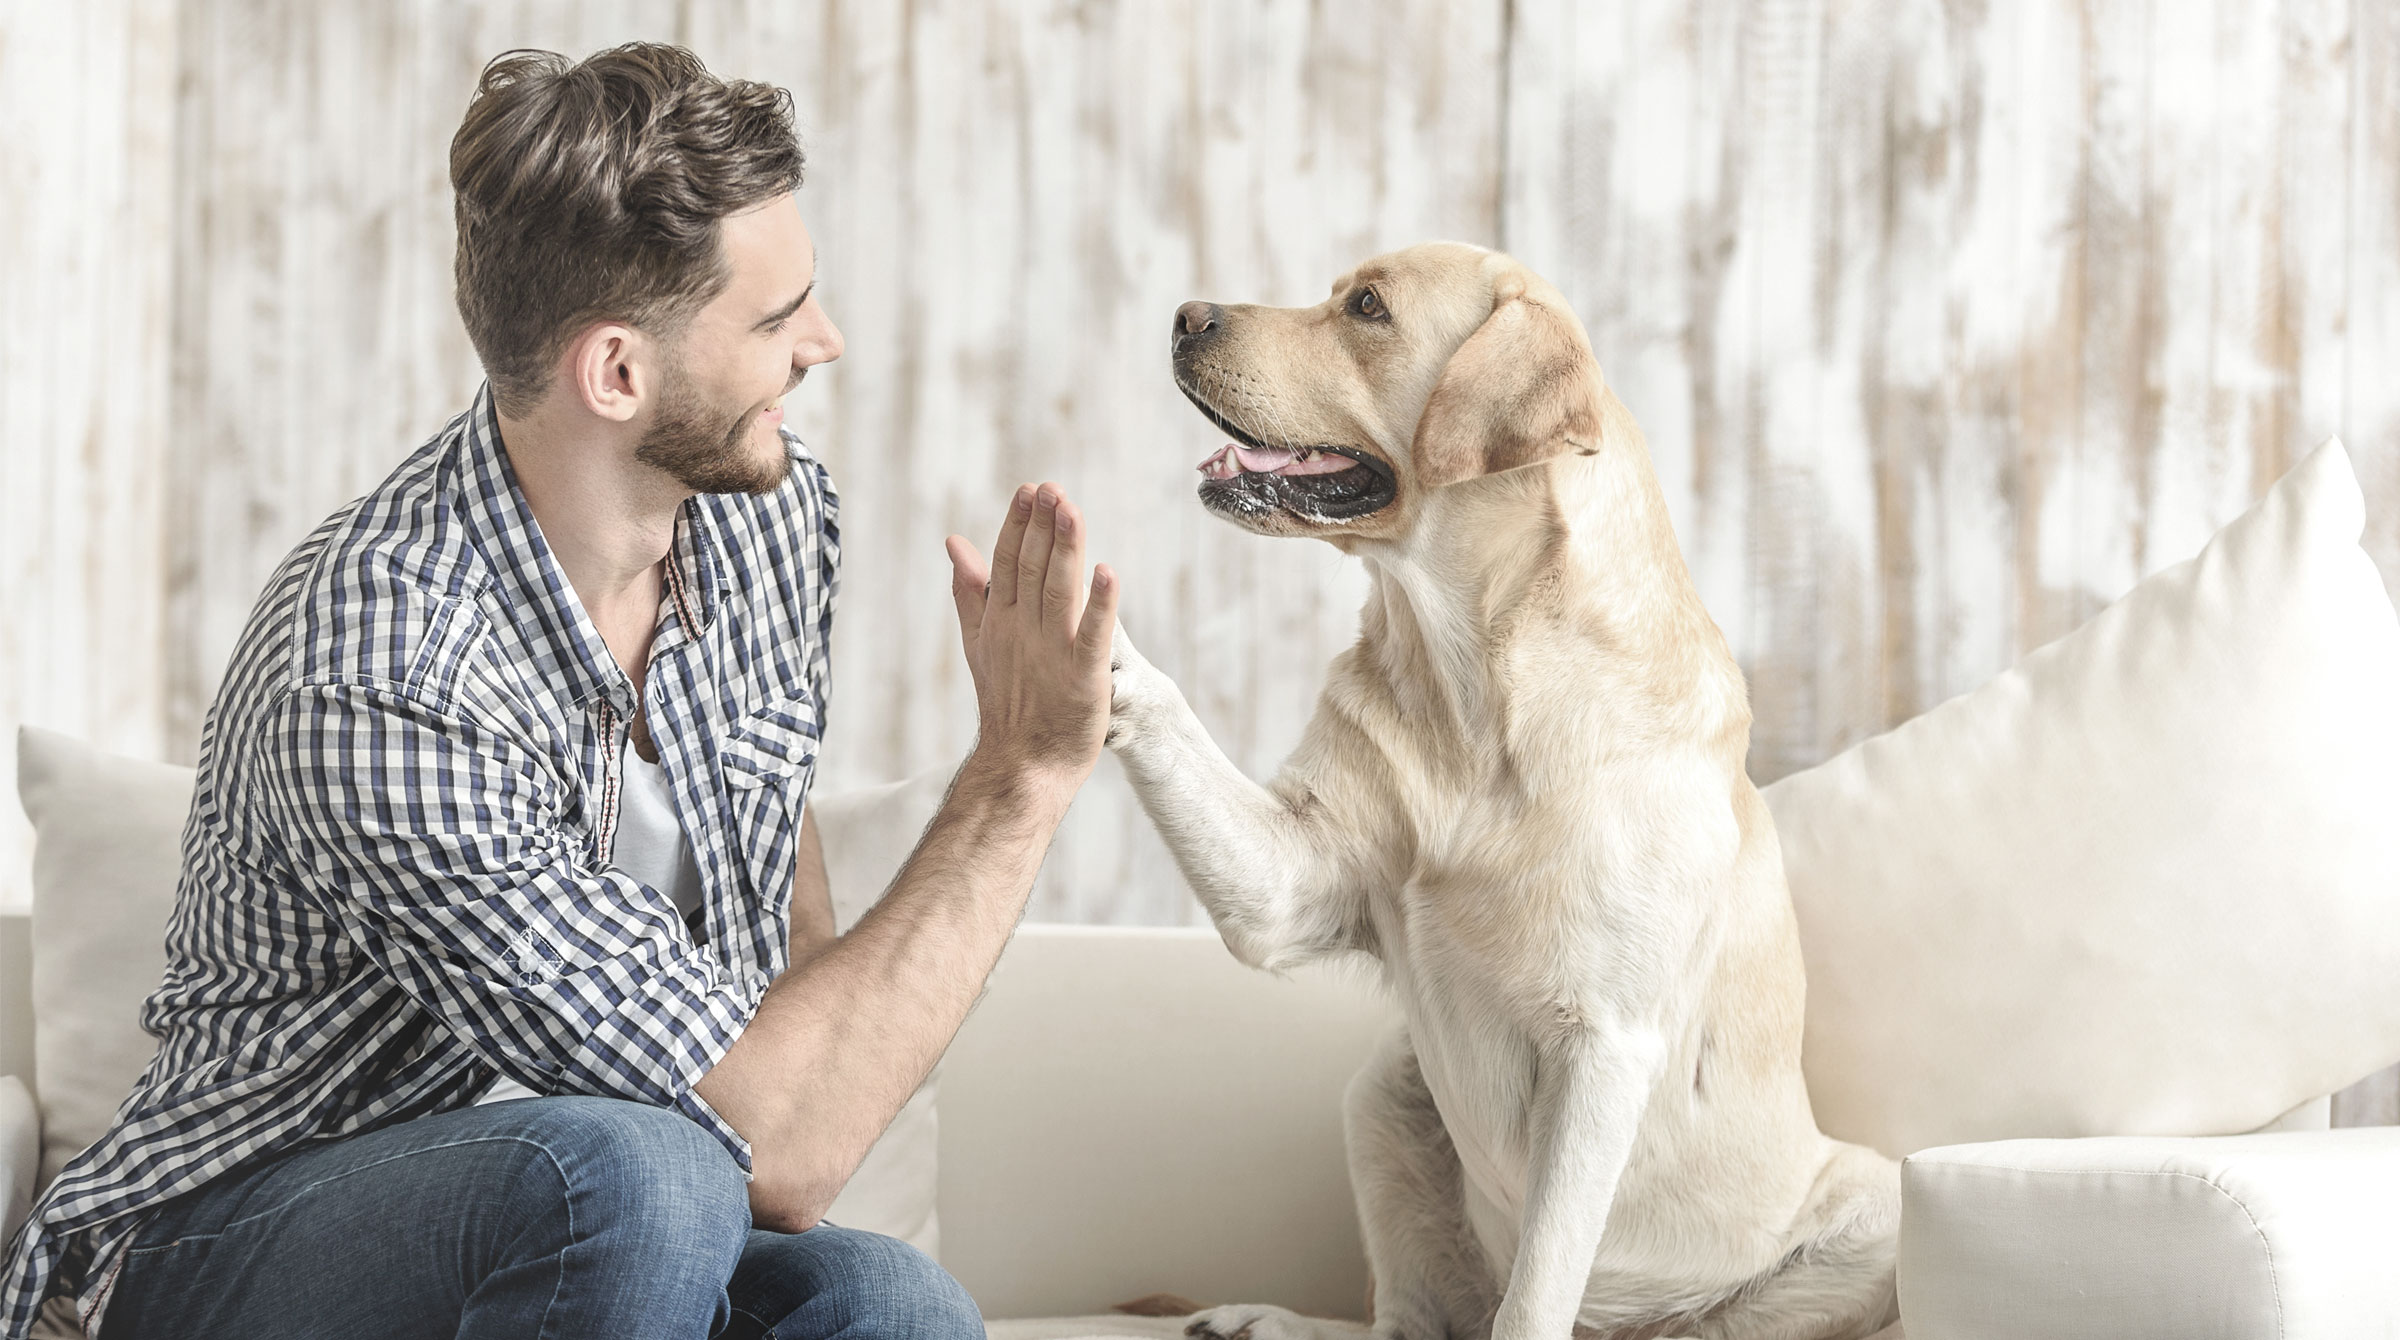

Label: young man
[1,43,1115,1340]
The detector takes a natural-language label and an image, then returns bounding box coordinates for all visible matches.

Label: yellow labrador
[1106,244,1899,1340]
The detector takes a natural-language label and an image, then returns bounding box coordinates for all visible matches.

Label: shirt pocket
[716,694,819,913]
[719,694,821,788]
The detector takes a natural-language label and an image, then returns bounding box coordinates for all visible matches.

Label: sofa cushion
[1899,1128,2400,1338]
[15,726,185,1191]
[935,925,1390,1323]
[12,727,944,1255]
[1764,440,2400,1156]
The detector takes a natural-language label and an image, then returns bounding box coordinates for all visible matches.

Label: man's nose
[1173,301,1222,350]
[801,311,844,367]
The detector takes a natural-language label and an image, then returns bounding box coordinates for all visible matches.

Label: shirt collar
[457,384,731,715]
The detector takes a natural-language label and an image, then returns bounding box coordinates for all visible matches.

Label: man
[1,43,1115,1339]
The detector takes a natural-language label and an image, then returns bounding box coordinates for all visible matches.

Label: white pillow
[14,727,950,1256]
[1764,440,2400,1156]
[15,726,185,1190]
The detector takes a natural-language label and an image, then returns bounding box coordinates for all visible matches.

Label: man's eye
[1350,287,1386,320]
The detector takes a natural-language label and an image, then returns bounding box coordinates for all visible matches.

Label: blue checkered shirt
[2,386,839,1336]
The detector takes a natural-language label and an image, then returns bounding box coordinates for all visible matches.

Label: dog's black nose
[1174,301,1222,349]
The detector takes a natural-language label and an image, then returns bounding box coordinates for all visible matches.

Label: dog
[1103,243,1900,1340]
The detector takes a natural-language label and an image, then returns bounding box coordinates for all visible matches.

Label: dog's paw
[1184,1302,1359,1340]
[1105,623,1173,749]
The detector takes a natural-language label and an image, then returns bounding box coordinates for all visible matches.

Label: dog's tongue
[1197,444,1357,479]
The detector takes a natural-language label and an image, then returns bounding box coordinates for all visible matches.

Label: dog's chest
[1365,766,1728,1225]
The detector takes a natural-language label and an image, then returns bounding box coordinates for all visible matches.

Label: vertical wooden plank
[2008,0,2097,663]
[1814,0,1911,740]
[0,0,178,913]
[1723,0,1844,783]
[1831,0,2027,743]
[2139,0,2270,567]
[2352,0,2400,588]
[2269,0,2353,494]
[2059,0,2154,635]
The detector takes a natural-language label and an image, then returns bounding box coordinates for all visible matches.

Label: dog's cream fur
[1108,244,1899,1340]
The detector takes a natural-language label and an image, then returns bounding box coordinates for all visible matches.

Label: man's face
[636,194,843,495]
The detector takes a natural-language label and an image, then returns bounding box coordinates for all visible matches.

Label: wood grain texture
[0,0,178,915]
[3,0,2397,1108]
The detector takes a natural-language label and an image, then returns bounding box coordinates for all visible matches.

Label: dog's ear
[1408,265,1608,489]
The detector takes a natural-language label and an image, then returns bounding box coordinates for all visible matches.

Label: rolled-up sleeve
[256,679,761,1170]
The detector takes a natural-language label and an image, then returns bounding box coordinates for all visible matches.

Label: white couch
[2,839,2394,1340]
[10,440,2400,1339]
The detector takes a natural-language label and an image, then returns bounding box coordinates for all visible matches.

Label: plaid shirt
[3,386,839,1336]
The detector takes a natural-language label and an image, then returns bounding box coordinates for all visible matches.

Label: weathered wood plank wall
[0,0,178,925]
[3,0,2396,1114]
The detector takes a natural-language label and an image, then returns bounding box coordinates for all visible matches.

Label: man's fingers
[987,485,1035,606]
[1076,564,1120,667]
[945,534,988,655]
[1042,499,1088,634]
[1014,484,1060,616]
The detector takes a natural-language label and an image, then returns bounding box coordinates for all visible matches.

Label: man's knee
[500,1096,750,1272]
[742,1225,982,1340]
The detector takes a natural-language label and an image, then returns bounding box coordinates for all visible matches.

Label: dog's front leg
[1108,627,1375,970]
[1491,1025,1667,1340]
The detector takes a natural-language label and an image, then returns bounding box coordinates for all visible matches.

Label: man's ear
[1408,266,1607,489]
[562,323,645,424]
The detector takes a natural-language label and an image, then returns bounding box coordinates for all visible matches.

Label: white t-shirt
[478,737,702,1104]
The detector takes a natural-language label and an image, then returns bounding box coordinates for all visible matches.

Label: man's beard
[636,360,795,497]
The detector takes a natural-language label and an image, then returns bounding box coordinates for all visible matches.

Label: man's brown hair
[450,43,804,417]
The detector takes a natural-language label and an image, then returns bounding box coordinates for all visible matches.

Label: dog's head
[1171,243,1612,542]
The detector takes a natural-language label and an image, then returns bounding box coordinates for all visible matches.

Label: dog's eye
[1349,287,1387,321]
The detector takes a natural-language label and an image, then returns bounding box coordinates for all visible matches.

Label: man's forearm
[696,750,1071,1228]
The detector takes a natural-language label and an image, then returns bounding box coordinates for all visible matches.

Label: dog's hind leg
[1187,1028,1499,1340]
[1694,1143,1899,1340]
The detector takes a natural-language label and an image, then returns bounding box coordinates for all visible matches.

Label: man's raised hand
[943,482,1119,793]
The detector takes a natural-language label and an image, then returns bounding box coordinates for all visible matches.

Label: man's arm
[696,482,1116,1230]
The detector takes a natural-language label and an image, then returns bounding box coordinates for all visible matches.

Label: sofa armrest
[0,1075,37,1246]
[1900,1127,2400,1339]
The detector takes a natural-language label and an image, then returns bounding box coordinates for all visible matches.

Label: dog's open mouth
[1178,384,1397,522]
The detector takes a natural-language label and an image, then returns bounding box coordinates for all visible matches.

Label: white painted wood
[0,0,178,916]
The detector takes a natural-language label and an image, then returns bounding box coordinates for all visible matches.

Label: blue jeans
[96,1096,983,1340]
